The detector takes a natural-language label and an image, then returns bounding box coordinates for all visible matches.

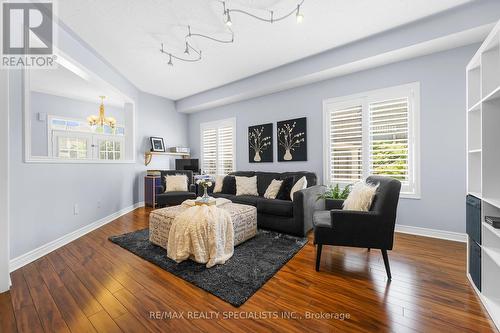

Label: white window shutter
[202,128,217,176]
[201,119,235,176]
[368,97,410,184]
[329,104,364,183]
[218,126,234,175]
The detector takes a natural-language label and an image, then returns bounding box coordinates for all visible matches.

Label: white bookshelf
[466,20,500,331]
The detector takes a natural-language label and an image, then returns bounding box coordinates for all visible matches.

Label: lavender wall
[188,44,479,233]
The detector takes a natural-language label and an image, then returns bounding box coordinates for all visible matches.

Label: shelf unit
[466,20,500,331]
[144,151,190,166]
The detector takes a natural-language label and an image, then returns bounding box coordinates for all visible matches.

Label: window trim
[323,83,421,199]
[200,117,236,176]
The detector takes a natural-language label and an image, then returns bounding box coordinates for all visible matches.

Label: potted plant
[317,183,352,201]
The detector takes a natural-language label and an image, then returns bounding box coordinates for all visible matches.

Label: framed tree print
[277,117,307,162]
[248,123,273,163]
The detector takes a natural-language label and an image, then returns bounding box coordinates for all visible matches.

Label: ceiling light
[225,12,232,26]
[296,5,304,23]
[160,0,305,66]
[87,96,116,129]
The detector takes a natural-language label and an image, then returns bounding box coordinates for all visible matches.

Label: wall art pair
[248,117,307,163]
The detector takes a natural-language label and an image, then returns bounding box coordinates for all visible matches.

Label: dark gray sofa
[204,171,325,237]
[156,170,197,207]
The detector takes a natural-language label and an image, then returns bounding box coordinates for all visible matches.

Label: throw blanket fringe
[167,205,234,268]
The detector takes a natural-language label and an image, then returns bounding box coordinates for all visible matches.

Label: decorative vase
[202,186,209,200]
[254,151,261,162]
[284,149,292,161]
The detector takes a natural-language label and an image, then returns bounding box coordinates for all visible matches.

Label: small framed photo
[150,137,165,152]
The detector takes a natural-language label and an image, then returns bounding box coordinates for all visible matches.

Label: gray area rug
[109,229,307,307]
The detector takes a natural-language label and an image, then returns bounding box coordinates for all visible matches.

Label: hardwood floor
[0,207,497,332]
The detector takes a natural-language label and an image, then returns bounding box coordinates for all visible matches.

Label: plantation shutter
[201,128,217,176]
[218,125,234,175]
[368,97,409,184]
[201,119,235,176]
[329,104,364,183]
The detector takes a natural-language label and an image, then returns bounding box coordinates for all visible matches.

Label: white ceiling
[58,0,473,100]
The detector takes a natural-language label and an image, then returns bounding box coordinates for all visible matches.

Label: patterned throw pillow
[165,175,188,192]
[235,176,259,196]
[276,177,294,201]
[290,176,307,201]
[213,175,225,193]
[263,179,283,199]
[343,181,379,211]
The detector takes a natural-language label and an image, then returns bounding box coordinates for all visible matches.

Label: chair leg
[367,248,371,252]
[315,244,323,272]
[381,249,392,280]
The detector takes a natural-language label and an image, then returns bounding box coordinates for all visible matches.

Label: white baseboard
[9,201,144,272]
[395,224,466,243]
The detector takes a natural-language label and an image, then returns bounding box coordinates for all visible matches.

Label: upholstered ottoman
[149,203,257,250]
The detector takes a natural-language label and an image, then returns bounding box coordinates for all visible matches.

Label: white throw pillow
[343,181,379,211]
[264,179,283,199]
[235,176,258,196]
[165,175,188,192]
[290,176,307,201]
[213,175,225,193]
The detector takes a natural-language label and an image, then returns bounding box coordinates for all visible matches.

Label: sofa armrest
[293,185,326,236]
[189,183,196,193]
[325,199,344,210]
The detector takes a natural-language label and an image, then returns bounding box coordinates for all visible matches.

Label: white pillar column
[0,69,11,292]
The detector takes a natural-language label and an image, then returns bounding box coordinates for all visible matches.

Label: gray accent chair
[313,176,401,279]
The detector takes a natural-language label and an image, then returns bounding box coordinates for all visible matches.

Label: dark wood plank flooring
[0,207,497,332]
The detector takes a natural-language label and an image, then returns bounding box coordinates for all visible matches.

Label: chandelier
[87,96,116,129]
[160,0,305,66]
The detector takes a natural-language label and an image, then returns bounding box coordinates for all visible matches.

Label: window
[49,117,125,161]
[323,83,420,198]
[55,135,89,160]
[200,118,236,176]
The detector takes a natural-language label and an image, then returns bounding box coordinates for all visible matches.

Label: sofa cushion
[235,176,259,196]
[231,195,261,206]
[165,175,188,192]
[221,176,236,194]
[156,191,196,206]
[255,172,281,196]
[230,171,255,177]
[276,177,294,201]
[213,175,225,193]
[280,172,317,187]
[161,170,193,190]
[257,198,293,217]
[290,176,307,201]
[264,179,283,199]
[211,193,235,200]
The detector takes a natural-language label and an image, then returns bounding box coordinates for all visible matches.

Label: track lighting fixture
[296,4,304,23]
[225,11,232,26]
[160,0,305,66]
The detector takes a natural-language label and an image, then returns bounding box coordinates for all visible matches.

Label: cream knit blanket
[167,199,234,268]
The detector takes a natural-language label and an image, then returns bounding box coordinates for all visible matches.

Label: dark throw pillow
[276,177,294,201]
[221,176,237,195]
